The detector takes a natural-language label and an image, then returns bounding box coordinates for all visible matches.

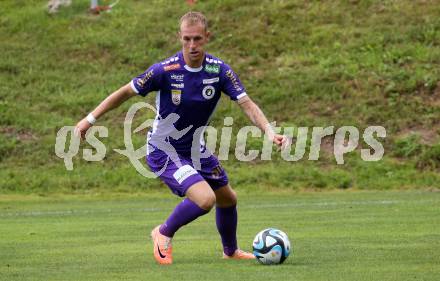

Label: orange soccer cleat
[151,225,173,265]
[223,249,255,260]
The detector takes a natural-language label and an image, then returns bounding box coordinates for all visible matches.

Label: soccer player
[75,11,288,265]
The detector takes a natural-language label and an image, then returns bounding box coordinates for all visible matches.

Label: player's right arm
[75,83,137,139]
[75,63,163,139]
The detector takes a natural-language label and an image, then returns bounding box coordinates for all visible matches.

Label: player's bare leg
[186,181,216,210]
[214,184,254,260]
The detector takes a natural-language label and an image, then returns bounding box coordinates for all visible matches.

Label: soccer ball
[252,228,291,265]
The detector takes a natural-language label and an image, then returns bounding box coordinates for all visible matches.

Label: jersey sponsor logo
[202,85,215,100]
[171,83,184,89]
[204,64,220,74]
[171,89,181,105]
[171,74,184,82]
[203,77,220,84]
[136,69,154,88]
[173,164,198,184]
[164,63,181,71]
[225,69,243,92]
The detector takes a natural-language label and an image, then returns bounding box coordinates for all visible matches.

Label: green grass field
[1,190,439,281]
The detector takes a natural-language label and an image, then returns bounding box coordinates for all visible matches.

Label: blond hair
[180,11,208,31]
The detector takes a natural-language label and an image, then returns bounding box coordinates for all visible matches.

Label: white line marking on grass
[0,199,436,218]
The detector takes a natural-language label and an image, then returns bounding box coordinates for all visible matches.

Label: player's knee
[216,187,237,207]
[225,189,237,206]
[198,194,216,210]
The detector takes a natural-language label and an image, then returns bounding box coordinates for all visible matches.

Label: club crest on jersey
[202,85,215,100]
[171,89,181,105]
[204,64,220,74]
[164,63,180,72]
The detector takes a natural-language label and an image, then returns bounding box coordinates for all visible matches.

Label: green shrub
[393,134,422,158]
[417,143,440,170]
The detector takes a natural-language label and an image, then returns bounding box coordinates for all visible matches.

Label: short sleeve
[220,63,247,101]
[130,63,163,97]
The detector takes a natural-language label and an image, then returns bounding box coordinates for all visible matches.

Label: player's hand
[74,118,92,140]
[271,134,291,150]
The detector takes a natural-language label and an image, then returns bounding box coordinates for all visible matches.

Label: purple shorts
[146,149,229,197]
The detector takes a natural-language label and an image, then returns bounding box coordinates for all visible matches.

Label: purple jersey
[130,51,247,153]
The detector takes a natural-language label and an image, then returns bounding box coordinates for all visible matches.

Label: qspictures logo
[55,102,386,178]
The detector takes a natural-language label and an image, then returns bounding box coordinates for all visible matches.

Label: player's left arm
[237,96,289,148]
